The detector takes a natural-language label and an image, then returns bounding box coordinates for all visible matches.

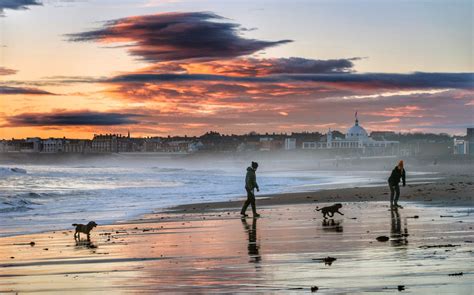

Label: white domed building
[346,117,368,141]
[302,113,399,155]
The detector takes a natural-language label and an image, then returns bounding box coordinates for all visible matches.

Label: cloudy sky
[0,0,472,139]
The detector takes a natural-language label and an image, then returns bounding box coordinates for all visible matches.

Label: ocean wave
[0,167,27,176]
[150,167,185,172]
[0,193,42,213]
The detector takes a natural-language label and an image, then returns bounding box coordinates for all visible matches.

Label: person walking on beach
[388,160,406,209]
[241,161,260,218]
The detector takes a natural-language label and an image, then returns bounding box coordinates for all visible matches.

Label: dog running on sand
[315,203,344,219]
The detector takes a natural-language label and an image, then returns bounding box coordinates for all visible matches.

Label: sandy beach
[1,173,473,294]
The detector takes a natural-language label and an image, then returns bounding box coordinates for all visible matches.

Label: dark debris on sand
[448,272,463,276]
[312,256,337,266]
[419,244,460,249]
[383,285,406,292]
[376,236,390,242]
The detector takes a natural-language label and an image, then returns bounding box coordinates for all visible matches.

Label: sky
[0,0,472,139]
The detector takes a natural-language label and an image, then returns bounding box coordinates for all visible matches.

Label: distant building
[0,140,8,152]
[370,131,397,140]
[163,140,192,153]
[188,141,204,153]
[453,138,468,155]
[144,137,162,152]
[3,139,23,152]
[91,133,131,153]
[258,137,283,151]
[64,139,90,153]
[303,114,399,155]
[25,137,42,152]
[284,138,296,150]
[454,128,474,156]
[467,128,474,156]
[42,138,64,153]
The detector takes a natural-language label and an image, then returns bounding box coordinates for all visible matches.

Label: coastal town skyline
[1,0,473,139]
[2,125,471,141]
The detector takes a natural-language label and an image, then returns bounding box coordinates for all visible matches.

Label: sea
[0,158,438,237]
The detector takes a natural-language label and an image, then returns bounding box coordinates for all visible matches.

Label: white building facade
[284,138,297,150]
[303,115,399,154]
[42,138,64,153]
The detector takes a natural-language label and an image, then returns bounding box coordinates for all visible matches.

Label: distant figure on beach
[241,161,260,217]
[388,160,406,209]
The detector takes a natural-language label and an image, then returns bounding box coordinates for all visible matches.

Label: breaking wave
[0,167,27,176]
[0,192,42,213]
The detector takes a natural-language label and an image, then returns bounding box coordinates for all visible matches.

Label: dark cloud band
[67,12,292,62]
[0,85,55,95]
[0,67,17,76]
[5,111,143,126]
[0,0,41,16]
[106,72,474,90]
[233,57,360,75]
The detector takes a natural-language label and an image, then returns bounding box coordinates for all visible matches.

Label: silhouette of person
[388,160,406,209]
[390,208,408,247]
[241,217,261,263]
[241,161,260,217]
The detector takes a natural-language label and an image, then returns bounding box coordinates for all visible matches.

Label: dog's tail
[72,223,78,226]
[315,207,321,211]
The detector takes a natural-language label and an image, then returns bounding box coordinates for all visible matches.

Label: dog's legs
[87,233,90,241]
[336,210,344,216]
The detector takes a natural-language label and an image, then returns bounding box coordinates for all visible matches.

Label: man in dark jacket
[388,160,406,208]
[241,161,260,217]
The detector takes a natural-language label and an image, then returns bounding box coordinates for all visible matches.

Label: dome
[346,118,368,140]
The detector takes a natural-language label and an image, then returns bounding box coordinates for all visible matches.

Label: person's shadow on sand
[241,217,261,264]
[390,208,408,247]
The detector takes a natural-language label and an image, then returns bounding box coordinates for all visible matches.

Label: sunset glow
[1,1,472,139]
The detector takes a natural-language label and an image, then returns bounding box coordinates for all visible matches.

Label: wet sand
[1,172,473,293]
[1,200,473,293]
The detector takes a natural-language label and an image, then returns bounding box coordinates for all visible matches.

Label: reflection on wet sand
[75,238,98,250]
[390,208,409,247]
[241,217,261,264]
[0,203,472,293]
[322,219,344,232]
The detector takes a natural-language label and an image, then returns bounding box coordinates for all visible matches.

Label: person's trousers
[241,187,257,215]
[389,182,400,205]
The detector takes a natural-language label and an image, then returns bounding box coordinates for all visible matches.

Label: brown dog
[72,221,97,240]
[316,203,344,219]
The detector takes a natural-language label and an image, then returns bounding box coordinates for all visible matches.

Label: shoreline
[153,173,473,217]
[2,172,472,239]
[1,191,472,293]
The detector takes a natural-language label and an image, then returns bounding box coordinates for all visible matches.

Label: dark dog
[315,203,344,219]
[72,221,97,240]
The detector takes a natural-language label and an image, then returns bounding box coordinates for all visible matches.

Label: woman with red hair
[388,160,406,209]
